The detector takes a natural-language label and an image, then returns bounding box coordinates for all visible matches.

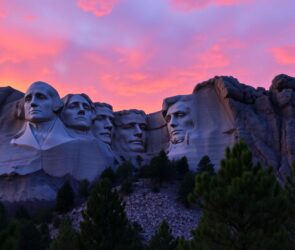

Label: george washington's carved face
[114,112,147,152]
[165,101,194,144]
[24,83,59,123]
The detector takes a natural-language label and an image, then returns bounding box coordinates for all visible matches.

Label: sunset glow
[0,0,294,112]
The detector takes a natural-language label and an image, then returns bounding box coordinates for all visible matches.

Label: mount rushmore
[0,73,294,205]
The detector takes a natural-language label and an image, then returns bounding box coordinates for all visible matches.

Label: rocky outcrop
[65,180,200,241]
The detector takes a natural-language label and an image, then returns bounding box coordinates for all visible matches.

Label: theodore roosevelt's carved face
[61,95,93,131]
[114,112,147,152]
[24,82,61,123]
[92,106,114,145]
[165,101,194,144]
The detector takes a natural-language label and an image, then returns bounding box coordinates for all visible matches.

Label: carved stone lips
[30,109,41,114]
[100,132,111,137]
[129,140,143,145]
[75,116,86,120]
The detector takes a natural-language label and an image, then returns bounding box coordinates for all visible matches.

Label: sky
[0,0,294,113]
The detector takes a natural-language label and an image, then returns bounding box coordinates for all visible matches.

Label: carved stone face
[165,101,194,144]
[93,107,114,145]
[115,113,147,152]
[61,95,93,131]
[24,83,56,123]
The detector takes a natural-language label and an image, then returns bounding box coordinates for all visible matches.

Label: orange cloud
[77,0,118,17]
[271,45,295,65]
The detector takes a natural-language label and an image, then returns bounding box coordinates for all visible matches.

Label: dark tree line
[1,141,295,249]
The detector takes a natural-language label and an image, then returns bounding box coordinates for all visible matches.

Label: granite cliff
[0,74,294,205]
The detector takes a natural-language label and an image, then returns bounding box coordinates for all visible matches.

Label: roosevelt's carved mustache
[128,139,143,144]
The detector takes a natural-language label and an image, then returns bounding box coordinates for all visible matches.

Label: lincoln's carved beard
[171,135,185,144]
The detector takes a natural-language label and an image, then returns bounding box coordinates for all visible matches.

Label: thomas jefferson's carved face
[24,84,56,123]
[114,113,147,152]
[92,106,114,145]
[165,101,194,144]
[62,95,93,131]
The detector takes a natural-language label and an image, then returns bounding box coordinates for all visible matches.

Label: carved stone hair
[94,102,113,111]
[61,93,94,109]
[114,109,146,127]
[162,95,192,118]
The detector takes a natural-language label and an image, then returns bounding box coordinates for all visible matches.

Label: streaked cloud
[169,0,254,11]
[77,0,118,17]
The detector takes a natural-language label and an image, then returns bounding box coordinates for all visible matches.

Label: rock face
[0,75,294,205]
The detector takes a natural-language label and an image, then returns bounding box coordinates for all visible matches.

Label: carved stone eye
[175,112,186,118]
[25,94,32,102]
[36,93,47,100]
[83,104,91,110]
[165,115,171,123]
[95,115,106,121]
[139,124,147,130]
[68,102,79,109]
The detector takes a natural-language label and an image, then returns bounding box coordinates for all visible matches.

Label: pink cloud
[0,27,64,62]
[271,45,295,65]
[114,46,153,68]
[0,10,7,19]
[23,14,37,22]
[199,44,230,69]
[77,0,118,17]
[170,0,253,11]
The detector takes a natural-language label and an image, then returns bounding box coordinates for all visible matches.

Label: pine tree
[0,202,6,231]
[176,237,192,250]
[116,160,134,183]
[79,179,90,199]
[80,178,142,250]
[15,206,30,220]
[18,220,42,250]
[147,220,176,250]
[55,181,75,214]
[192,141,292,250]
[116,161,135,195]
[148,150,171,188]
[100,167,116,184]
[0,220,20,250]
[196,155,214,175]
[48,218,80,250]
[284,161,295,245]
[175,157,189,177]
[178,171,195,207]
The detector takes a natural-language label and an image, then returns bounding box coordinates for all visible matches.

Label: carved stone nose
[78,110,85,115]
